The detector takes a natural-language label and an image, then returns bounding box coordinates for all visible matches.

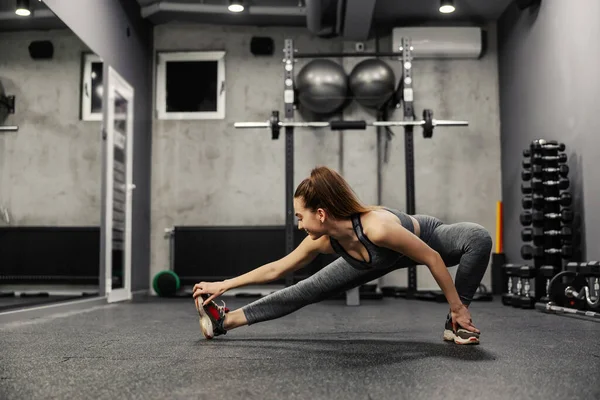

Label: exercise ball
[296,59,348,114]
[153,270,180,297]
[349,59,396,109]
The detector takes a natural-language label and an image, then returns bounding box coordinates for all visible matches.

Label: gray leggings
[242,217,493,325]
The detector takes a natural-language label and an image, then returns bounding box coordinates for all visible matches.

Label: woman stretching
[193,166,492,345]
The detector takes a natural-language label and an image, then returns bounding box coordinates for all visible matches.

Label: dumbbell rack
[502,139,574,309]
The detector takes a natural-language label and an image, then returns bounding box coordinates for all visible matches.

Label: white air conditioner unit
[392,27,483,59]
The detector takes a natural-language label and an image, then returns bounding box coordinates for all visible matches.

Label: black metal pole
[283,39,295,287]
[285,126,294,287]
[400,37,418,297]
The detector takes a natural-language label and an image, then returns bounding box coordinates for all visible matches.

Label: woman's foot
[443,313,480,345]
[195,295,229,339]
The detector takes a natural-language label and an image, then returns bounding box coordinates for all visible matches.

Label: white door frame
[101,65,135,303]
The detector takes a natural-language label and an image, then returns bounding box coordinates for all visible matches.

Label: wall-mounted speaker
[250,37,274,56]
[28,41,54,60]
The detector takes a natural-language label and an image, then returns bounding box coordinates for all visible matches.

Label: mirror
[0,0,105,312]
[111,90,128,292]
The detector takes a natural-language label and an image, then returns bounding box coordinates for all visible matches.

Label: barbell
[234,109,468,139]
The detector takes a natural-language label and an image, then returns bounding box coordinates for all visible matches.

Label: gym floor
[1,296,598,400]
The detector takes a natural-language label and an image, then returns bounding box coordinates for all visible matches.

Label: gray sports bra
[329,207,415,270]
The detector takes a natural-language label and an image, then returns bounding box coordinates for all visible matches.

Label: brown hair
[294,166,380,219]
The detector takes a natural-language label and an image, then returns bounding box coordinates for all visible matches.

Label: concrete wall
[0,30,100,226]
[44,0,153,291]
[498,0,600,263]
[151,23,501,292]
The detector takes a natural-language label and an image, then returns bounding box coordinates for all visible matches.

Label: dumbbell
[521,226,572,243]
[520,209,574,226]
[579,261,600,278]
[532,153,567,165]
[522,193,572,210]
[515,264,537,309]
[521,182,532,195]
[532,209,574,223]
[521,244,573,259]
[539,264,560,302]
[502,264,521,306]
[522,165,569,181]
[531,177,569,191]
[531,140,566,152]
[533,164,569,177]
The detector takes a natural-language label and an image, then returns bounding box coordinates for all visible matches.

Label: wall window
[81,53,104,121]
[156,51,226,120]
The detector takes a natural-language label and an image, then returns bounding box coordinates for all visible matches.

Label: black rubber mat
[0,296,598,400]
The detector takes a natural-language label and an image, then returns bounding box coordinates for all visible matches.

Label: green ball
[153,270,180,297]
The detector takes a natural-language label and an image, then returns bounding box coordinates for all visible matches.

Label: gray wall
[498,0,600,263]
[151,23,501,291]
[44,0,153,291]
[0,30,100,226]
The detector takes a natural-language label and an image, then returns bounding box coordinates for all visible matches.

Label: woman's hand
[192,281,228,305]
[451,304,480,333]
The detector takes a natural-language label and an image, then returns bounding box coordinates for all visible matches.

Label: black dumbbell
[532,153,567,165]
[521,244,573,260]
[520,211,533,226]
[531,209,574,224]
[531,164,569,178]
[531,177,569,191]
[521,210,574,226]
[521,226,572,244]
[521,183,532,195]
[533,141,566,152]
[522,193,572,210]
[583,261,600,278]
[522,166,569,181]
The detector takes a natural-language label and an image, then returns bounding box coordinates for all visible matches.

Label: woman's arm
[367,220,463,311]
[223,235,329,290]
[194,235,332,304]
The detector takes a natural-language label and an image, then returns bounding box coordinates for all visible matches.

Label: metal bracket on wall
[0,207,10,225]
[0,94,17,132]
[0,94,15,115]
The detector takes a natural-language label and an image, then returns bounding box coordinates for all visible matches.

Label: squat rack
[235,38,469,297]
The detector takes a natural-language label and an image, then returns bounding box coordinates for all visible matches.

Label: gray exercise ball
[349,59,396,109]
[296,59,348,115]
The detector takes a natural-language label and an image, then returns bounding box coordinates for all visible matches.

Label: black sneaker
[443,313,480,345]
[194,294,229,340]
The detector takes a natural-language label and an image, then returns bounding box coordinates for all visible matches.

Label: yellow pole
[496,201,503,254]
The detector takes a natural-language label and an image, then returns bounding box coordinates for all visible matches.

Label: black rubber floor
[1,296,598,400]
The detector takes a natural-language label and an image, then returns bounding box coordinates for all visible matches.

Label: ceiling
[0,0,515,38]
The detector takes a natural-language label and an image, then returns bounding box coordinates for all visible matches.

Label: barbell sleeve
[429,120,469,126]
[371,120,468,127]
[234,122,271,129]
[0,126,19,132]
